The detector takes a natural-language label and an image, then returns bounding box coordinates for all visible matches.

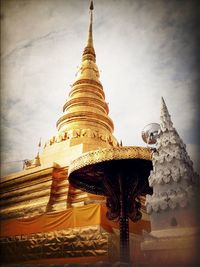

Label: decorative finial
[82,0,96,62]
[161,97,169,113]
[88,1,93,47]
[37,137,42,155]
[160,97,173,131]
[90,1,94,10]
[38,137,41,148]
[161,97,167,109]
[161,97,171,116]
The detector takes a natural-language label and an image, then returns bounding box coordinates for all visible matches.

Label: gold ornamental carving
[44,128,118,148]
[69,146,152,175]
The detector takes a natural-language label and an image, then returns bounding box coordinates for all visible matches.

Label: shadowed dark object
[68,147,153,263]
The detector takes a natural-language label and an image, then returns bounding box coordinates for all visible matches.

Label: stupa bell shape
[145,97,199,226]
[142,101,200,265]
[56,3,117,147]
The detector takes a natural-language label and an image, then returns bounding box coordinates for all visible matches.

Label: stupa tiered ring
[68,146,153,263]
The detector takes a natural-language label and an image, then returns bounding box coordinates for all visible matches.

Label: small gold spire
[37,137,41,153]
[87,1,94,47]
[82,1,96,62]
[90,1,94,10]
[38,137,41,148]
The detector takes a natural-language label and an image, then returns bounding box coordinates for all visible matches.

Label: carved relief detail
[44,129,118,148]
[145,185,196,214]
[69,146,151,175]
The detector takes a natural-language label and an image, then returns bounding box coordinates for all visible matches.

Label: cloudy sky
[1,0,199,176]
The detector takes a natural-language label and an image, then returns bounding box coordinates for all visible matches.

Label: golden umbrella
[69,146,152,263]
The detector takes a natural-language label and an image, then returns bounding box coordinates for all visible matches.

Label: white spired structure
[142,97,199,265]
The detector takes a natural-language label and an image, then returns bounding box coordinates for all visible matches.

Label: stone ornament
[145,97,199,214]
[145,186,196,214]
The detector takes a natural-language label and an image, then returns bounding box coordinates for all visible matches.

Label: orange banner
[0,204,150,237]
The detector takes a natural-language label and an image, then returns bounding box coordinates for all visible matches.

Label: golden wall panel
[0,180,52,199]
[0,188,51,207]
[0,196,50,219]
[0,226,109,263]
[0,168,53,189]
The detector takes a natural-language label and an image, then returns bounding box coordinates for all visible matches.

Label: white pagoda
[142,97,199,265]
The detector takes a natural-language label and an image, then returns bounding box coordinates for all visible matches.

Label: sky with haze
[1,0,199,176]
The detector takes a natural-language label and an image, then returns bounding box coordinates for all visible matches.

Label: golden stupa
[0,2,151,265]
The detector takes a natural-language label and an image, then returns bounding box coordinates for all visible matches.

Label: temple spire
[55,0,117,148]
[87,1,94,47]
[161,97,170,116]
[82,1,96,62]
[160,97,173,131]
